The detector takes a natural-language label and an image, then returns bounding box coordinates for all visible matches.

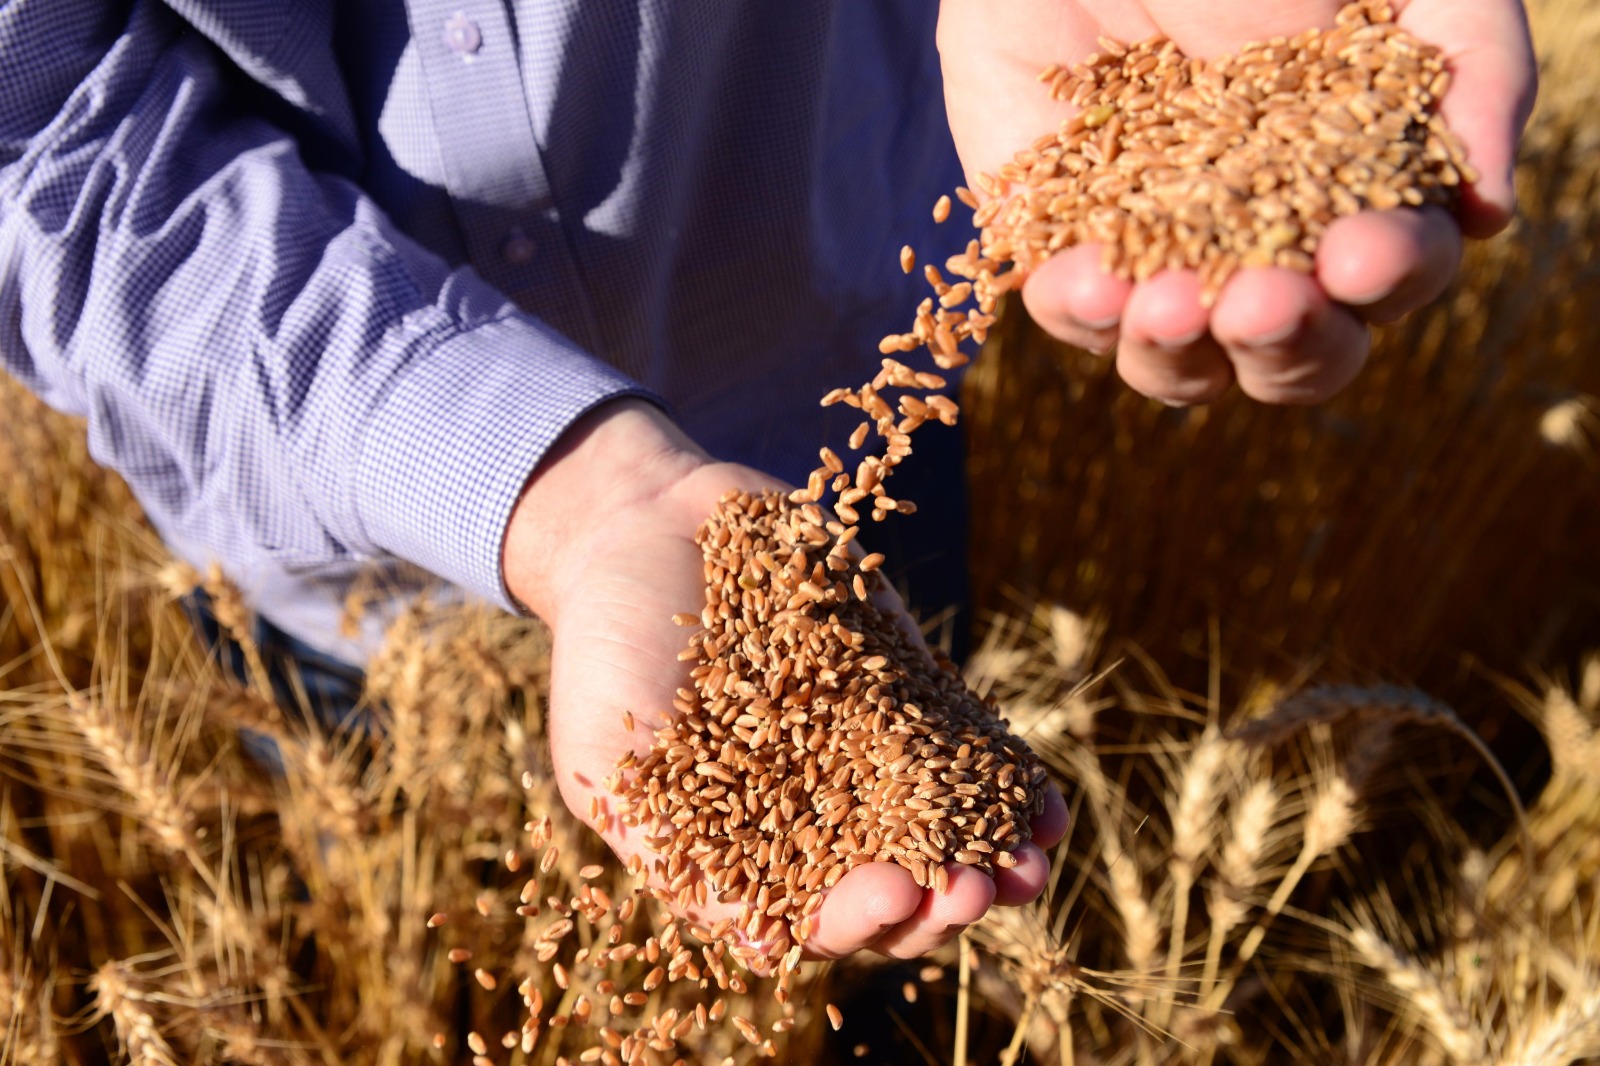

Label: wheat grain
[931,1,1472,316]
[614,337,1049,957]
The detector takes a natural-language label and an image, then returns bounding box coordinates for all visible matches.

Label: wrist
[503,398,707,625]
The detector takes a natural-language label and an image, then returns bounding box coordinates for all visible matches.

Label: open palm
[545,461,1068,959]
[938,0,1536,405]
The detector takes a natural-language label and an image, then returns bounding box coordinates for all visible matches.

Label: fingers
[992,842,1053,907]
[798,779,1067,959]
[803,863,925,960]
[1398,0,1538,237]
[1021,244,1133,354]
[870,864,997,960]
[1028,249,1395,406]
[1029,785,1070,849]
[1114,271,1233,405]
[1316,207,1462,323]
[1209,268,1370,404]
[992,785,1067,905]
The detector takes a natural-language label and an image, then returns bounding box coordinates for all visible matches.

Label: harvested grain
[732,1015,762,1045]
[615,481,1048,946]
[940,0,1473,307]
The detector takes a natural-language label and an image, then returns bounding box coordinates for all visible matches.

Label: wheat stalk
[1346,925,1484,1062]
[90,963,181,1066]
[1159,728,1226,1026]
[1496,986,1600,1066]
[1201,777,1280,998]
[1204,771,1358,1012]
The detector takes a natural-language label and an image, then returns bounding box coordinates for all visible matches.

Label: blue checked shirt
[0,0,965,661]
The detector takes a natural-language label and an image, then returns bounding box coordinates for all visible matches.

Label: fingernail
[1341,286,1390,307]
[1151,325,1207,351]
[1070,312,1121,332]
[1241,314,1308,350]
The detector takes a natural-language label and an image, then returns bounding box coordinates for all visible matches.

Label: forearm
[0,0,652,612]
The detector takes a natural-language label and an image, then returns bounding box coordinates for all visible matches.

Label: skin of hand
[938,0,1537,405]
[504,398,1070,960]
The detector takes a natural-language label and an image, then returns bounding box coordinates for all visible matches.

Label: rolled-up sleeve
[0,0,649,612]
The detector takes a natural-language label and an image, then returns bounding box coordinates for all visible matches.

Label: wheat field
[3,0,1599,1062]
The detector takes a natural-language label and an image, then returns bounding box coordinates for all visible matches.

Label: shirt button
[501,227,536,266]
[443,12,482,55]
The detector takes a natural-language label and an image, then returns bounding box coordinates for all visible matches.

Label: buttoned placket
[406,1,602,352]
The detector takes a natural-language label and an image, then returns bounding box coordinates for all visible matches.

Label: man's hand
[938,0,1537,405]
[504,399,1068,959]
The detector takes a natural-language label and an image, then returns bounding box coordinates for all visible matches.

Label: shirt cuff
[354,314,657,613]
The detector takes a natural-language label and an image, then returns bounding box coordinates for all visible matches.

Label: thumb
[1399,0,1538,238]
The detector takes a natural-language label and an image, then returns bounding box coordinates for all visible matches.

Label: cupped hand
[938,0,1537,405]
[509,401,1068,962]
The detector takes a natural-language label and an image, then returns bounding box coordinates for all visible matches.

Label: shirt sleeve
[0,0,652,612]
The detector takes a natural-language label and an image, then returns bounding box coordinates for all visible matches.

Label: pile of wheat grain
[617,487,1046,938]
[923,0,1472,308]
[423,322,1052,1064]
[604,344,1048,964]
